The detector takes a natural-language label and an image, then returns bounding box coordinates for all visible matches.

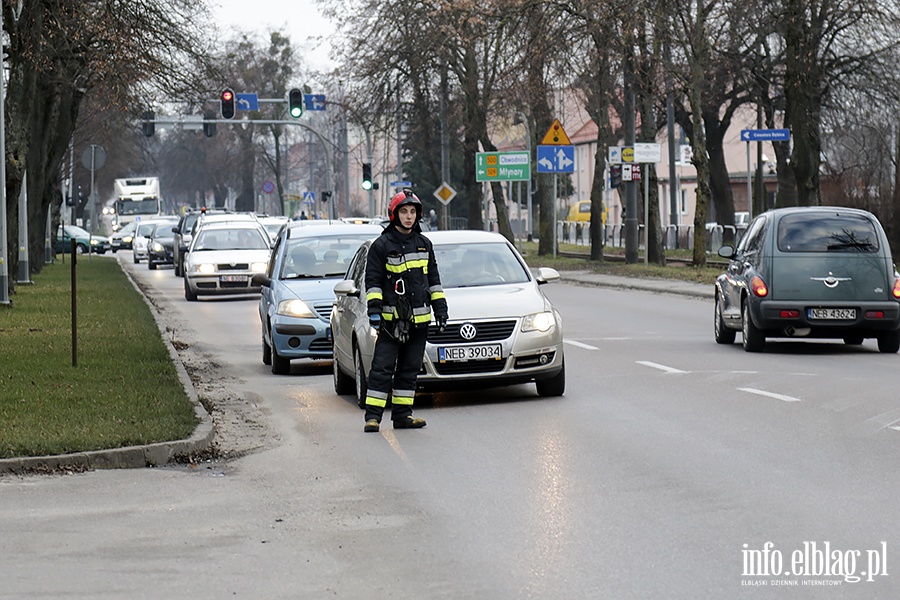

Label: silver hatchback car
[331,230,565,405]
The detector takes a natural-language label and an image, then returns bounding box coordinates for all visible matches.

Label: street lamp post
[0,5,9,305]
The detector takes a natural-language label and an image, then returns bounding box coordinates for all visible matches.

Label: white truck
[112,177,161,231]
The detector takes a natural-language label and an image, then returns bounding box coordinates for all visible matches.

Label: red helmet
[388,190,422,222]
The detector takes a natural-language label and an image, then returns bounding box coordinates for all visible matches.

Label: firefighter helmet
[388,190,422,223]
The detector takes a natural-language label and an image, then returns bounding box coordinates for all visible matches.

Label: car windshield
[136,222,158,237]
[434,242,530,288]
[281,234,376,279]
[777,213,879,253]
[194,228,269,251]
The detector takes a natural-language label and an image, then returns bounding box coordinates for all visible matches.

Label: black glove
[369,314,381,331]
[437,315,448,332]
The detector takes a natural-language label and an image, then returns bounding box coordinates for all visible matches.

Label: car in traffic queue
[171,207,232,277]
[331,229,566,405]
[132,217,178,264]
[714,206,900,353]
[252,222,384,374]
[56,224,110,254]
[146,222,178,270]
[183,221,272,301]
[109,221,137,252]
[257,215,291,241]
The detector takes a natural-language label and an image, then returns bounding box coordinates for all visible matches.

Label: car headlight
[521,311,555,333]
[151,242,164,252]
[276,299,316,318]
[90,239,99,245]
[251,262,268,273]
[194,263,216,274]
[123,236,133,243]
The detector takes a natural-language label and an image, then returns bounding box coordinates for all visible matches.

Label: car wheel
[75,243,87,255]
[148,260,157,270]
[262,337,272,366]
[877,330,900,353]
[714,293,736,344]
[843,335,864,346]
[354,345,368,409]
[741,300,765,352]
[333,344,354,395]
[133,254,140,264]
[184,278,198,302]
[535,361,566,397]
[271,347,291,375]
[174,259,182,277]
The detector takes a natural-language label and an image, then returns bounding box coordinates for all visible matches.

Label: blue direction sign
[236,93,259,111]
[390,181,413,187]
[536,145,575,173]
[304,94,326,111]
[740,128,790,142]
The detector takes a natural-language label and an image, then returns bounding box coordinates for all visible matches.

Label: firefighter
[364,190,449,432]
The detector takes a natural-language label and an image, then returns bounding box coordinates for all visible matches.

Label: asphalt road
[1,255,899,599]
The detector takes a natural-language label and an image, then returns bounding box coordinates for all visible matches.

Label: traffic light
[609,164,622,189]
[220,88,235,119]
[362,163,373,190]
[141,111,155,137]
[321,191,333,203]
[288,88,303,118]
[203,110,217,138]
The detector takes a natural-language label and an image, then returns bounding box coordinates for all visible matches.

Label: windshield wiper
[826,242,875,250]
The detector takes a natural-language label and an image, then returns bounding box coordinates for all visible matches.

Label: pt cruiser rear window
[777,213,879,253]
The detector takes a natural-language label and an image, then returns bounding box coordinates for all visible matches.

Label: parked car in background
[715,206,900,353]
[331,230,565,405]
[132,217,178,264]
[56,225,109,254]
[183,222,272,301]
[109,221,137,252]
[252,223,383,374]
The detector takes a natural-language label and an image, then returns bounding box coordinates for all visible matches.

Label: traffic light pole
[142,115,336,219]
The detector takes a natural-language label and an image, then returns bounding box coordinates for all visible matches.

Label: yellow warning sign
[540,118,572,146]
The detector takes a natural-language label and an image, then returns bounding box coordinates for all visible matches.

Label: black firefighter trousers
[364,324,428,423]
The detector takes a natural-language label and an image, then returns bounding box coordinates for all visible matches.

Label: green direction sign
[476,151,530,182]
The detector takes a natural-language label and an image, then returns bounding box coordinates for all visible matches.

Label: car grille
[427,320,516,344]
[433,359,507,375]
[314,303,333,320]
[309,338,332,352]
[218,263,249,270]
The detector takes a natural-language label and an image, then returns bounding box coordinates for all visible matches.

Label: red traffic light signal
[221,88,235,119]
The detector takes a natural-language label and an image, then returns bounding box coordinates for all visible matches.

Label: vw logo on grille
[459,323,477,340]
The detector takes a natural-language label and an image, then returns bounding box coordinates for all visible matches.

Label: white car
[183,222,272,301]
[331,230,565,405]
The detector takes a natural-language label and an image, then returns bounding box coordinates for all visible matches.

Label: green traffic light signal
[362,163,373,190]
[288,88,303,118]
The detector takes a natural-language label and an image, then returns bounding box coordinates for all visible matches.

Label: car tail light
[780,310,799,318]
[750,275,768,298]
[866,311,885,319]
[892,277,900,299]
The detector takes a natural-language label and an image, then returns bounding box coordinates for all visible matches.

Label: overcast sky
[210,0,336,71]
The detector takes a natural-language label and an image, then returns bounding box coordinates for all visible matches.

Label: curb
[558,271,714,299]
[0,256,215,475]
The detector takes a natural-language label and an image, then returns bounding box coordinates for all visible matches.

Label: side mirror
[535,267,560,285]
[333,279,359,297]
[718,245,736,259]
[171,227,179,234]
[251,273,271,287]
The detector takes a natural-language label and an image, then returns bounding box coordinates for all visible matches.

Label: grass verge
[0,258,198,459]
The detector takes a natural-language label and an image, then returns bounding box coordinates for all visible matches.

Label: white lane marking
[636,361,688,374]
[890,426,900,433]
[564,339,599,350]
[737,387,802,402]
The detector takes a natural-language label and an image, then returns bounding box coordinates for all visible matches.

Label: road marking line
[890,426,900,433]
[636,360,688,374]
[564,339,599,350]
[737,387,802,402]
